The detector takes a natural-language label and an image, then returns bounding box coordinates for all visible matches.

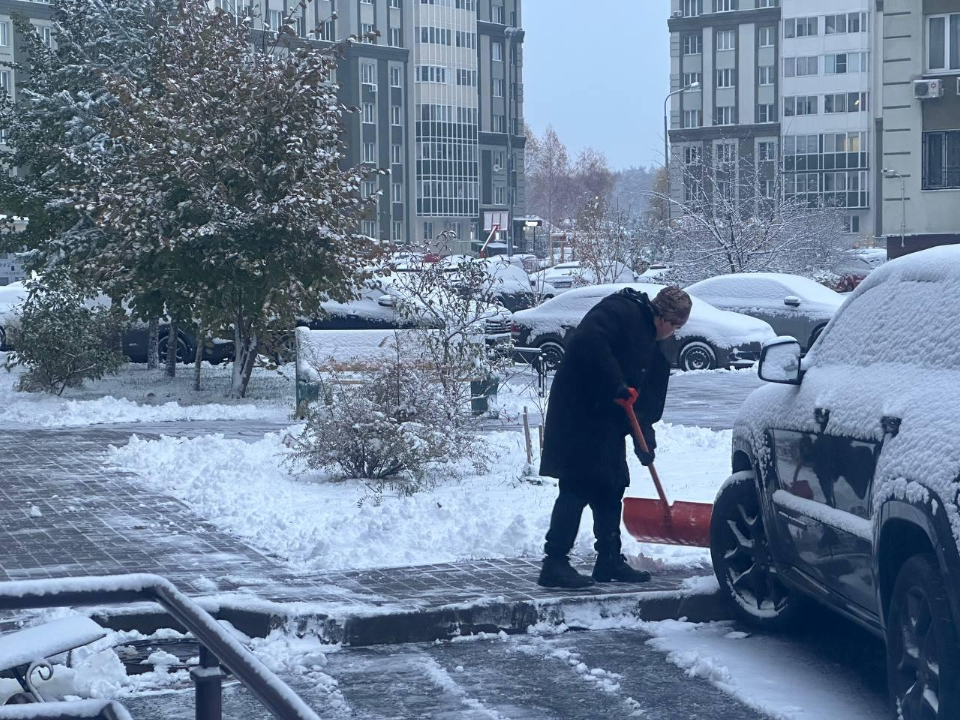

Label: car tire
[679,340,718,372]
[158,333,189,365]
[710,472,801,629]
[536,340,565,372]
[887,553,960,720]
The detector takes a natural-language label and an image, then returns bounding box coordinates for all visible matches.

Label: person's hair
[652,286,692,325]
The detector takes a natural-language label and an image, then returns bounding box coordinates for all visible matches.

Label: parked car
[529,261,636,295]
[510,283,776,372]
[309,275,513,345]
[0,281,26,350]
[685,272,846,352]
[440,256,555,312]
[710,246,960,719]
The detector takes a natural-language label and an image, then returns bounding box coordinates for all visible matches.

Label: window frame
[927,13,960,72]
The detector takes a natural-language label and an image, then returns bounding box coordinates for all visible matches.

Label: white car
[510,283,776,371]
[685,273,846,352]
[530,261,636,294]
[0,281,27,349]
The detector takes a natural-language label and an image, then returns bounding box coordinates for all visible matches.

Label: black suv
[710,246,960,719]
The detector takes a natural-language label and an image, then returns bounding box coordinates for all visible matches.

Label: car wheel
[710,472,800,629]
[158,333,189,365]
[887,553,960,720]
[679,340,718,372]
[536,340,565,372]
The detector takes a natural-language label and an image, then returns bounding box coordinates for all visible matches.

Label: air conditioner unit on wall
[914,79,943,99]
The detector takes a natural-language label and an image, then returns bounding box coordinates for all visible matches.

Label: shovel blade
[623,497,713,548]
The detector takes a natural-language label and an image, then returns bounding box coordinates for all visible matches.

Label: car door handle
[778,510,808,530]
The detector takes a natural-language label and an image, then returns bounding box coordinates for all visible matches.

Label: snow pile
[108,422,730,571]
[735,246,960,550]
[513,283,775,350]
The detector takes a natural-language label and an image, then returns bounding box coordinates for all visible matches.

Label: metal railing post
[191,646,225,720]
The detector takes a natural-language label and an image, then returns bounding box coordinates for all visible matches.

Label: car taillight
[511,322,521,335]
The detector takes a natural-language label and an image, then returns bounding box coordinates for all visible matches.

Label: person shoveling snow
[538,286,693,589]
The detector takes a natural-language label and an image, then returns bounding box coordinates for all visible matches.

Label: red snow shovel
[616,396,713,547]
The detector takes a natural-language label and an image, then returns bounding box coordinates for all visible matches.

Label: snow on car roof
[513,282,775,349]
[734,246,960,551]
[687,273,845,308]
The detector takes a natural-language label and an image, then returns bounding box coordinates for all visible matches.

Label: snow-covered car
[529,261,635,295]
[309,275,513,345]
[685,273,846,352]
[0,281,27,350]
[711,246,960,720]
[441,256,555,312]
[510,283,776,372]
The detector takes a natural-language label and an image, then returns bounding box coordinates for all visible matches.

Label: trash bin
[470,375,500,415]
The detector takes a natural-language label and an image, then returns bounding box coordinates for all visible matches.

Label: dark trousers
[544,480,626,559]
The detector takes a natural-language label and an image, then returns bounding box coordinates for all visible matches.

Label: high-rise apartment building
[0,0,525,285]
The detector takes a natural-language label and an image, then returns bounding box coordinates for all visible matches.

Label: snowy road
[121,607,887,719]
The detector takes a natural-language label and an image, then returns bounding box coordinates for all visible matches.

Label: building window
[682,34,703,55]
[758,104,776,123]
[716,30,736,51]
[683,145,703,165]
[391,106,402,126]
[361,63,376,85]
[266,9,283,32]
[927,14,960,71]
[758,65,775,85]
[390,0,402,7]
[492,78,504,97]
[423,221,434,241]
[362,220,377,238]
[682,0,702,17]
[393,221,403,241]
[495,186,505,204]
[682,110,702,128]
[784,56,819,77]
[363,143,377,164]
[824,92,868,114]
[492,4,505,23]
[390,67,402,88]
[842,215,861,233]
[715,105,737,126]
[0,71,10,98]
[316,19,334,40]
[361,0,372,4]
[716,68,736,88]
[494,151,505,169]
[825,52,869,74]
[759,26,775,47]
[784,96,818,117]
[456,31,477,49]
[417,66,447,83]
[826,12,868,35]
[762,180,776,199]
[682,72,702,88]
[361,23,375,42]
[713,0,737,12]
[757,0,778,7]
[391,143,403,164]
[784,17,818,38]
[393,182,403,202]
[492,41,503,61]
[362,103,376,124]
[389,28,403,47]
[492,114,506,132]
[757,141,776,162]
[922,130,960,189]
[361,180,376,199]
[38,26,54,48]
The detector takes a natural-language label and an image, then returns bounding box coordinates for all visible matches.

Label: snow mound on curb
[108,422,731,571]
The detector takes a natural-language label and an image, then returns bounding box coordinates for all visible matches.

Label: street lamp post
[504,26,523,257]
[663,82,699,216]
[883,168,906,249]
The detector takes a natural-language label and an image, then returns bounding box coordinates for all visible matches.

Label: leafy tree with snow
[4,278,126,395]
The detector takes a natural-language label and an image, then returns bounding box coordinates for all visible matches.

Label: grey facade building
[667,0,783,217]
[879,0,960,258]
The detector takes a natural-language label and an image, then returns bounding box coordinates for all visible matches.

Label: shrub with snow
[4,281,125,395]
[293,358,487,487]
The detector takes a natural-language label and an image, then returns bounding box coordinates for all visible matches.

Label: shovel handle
[615,397,671,507]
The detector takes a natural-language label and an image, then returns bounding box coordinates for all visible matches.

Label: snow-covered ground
[0,353,293,427]
[108,417,727,571]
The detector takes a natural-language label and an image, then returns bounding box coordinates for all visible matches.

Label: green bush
[5,281,126,395]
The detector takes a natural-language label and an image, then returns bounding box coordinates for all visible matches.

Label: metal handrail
[0,699,133,720]
[0,574,321,720]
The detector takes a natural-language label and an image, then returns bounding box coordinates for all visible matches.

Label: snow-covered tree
[659,149,850,285]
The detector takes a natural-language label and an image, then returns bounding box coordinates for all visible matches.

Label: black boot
[592,554,652,583]
[538,556,595,589]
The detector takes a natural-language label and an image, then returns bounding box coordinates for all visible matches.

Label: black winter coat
[539,289,671,491]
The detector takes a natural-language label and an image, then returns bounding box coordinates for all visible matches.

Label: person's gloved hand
[614,383,638,405]
[633,439,655,466]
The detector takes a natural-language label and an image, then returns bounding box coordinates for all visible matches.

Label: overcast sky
[522,1,670,171]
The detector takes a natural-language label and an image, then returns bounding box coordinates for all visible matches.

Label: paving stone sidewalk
[0,422,712,638]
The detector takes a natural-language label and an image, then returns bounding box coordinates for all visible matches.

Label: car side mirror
[377,295,395,308]
[758,338,803,385]
[784,295,801,307]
